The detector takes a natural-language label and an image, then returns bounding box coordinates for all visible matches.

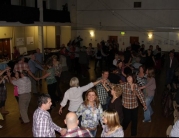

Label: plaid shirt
[13,62,30,73]
[117,83,146,109]
[33,108,61,137]
[61,127,93,137]
[95,77,110,105]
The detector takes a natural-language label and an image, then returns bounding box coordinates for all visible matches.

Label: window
[19,0,26,6]
[134,2,141,8]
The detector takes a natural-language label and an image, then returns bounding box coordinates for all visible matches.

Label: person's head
[52,55,58,62]
[115,54,119,60]
[102,70,109,80]
[30,53,35,60]
[110,66,117,73]
[21,70,28,78]
[84,88,100,108]
[146,67,155,78]
[15,71,21,79]
[64,112,79,129]
[156,45,159,49]
[102,109,120,131]
[147,49,152,55]
[89,43,92,47]
[36,48,40,53]
[46,59,53,68]
[149,45,153,51]
[117,60,123,68]
[69,77,79,87]
[126,73,136,84]
[169,51,174,58]
[38,94,52,110]
[17,56,24,63]
[111,85,122,98]
[139,65,146,74]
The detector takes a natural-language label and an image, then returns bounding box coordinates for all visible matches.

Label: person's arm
[98,104,103,126]
[140,78,155,90]
[27,70,39,81]
[40,72,51,79]
[134,85,147,110]
[59,92,69,115]
[152,56,156,65]
[0,67,10,76]
[102,82,110,92]
[76,104,83,118]
[79,81,99,93]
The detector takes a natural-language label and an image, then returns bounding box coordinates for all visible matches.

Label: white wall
[75,0,179,29]
[60,26,71,46]
[72,30,179,51]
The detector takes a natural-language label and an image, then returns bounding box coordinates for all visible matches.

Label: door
[0,39,11,59]
[109,36,118,43]
[130,36,139,45]
[56,35,60,48]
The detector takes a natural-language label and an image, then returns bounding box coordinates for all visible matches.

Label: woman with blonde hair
[76,88,103,137]
[102,83,123,125]
[59,78,101,114]
[101,109,124,137]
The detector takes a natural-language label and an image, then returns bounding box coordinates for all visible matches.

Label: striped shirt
[61,127,93,137]
[116,83,146,109]
[33,108,61,137]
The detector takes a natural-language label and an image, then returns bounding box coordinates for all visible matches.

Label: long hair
[103,109,121,131]
[83,88,100,108]
[147,67,155,78]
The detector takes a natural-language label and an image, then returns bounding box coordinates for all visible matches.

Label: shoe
[0,125,3,128]
[142,120,151,122]
[21,121,30,124]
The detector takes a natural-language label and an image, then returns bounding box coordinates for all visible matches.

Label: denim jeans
[90,129,97,137]
[144,96,154,121]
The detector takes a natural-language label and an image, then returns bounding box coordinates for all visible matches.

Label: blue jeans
[90,129,97,137]
[144,96,154,121]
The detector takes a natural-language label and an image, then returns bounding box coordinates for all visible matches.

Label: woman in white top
[59,77,101,114]
[101,109,124,137]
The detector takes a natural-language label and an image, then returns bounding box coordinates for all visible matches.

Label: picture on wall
[158,40,162,45]
[16,38,24,46]
[176,40,179,46]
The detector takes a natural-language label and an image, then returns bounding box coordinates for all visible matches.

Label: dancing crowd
[1,40,179,137]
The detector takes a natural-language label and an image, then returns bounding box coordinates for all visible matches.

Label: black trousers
[47,82,57,107]
[123,106,138,136]
[55,76,62,100]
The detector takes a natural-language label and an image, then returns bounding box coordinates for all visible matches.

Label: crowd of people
[0,39,179,137]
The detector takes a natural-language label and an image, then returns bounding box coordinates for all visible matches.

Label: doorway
[0,39,11,59]
[130,36,139,45]
[109,36,118,43]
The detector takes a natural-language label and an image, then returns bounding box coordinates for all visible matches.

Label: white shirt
[113,58,120,66]
[12,76,31,94]
[170,120,179,137]
[60,82,94,112]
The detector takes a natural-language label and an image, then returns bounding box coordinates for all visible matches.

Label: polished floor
[0,60,174,137]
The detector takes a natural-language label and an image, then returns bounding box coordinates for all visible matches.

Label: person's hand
[59,108,63,115]
[60,128,67,136]
[35,78,40,81]
[143,105,147,111]
[7,71,11,77]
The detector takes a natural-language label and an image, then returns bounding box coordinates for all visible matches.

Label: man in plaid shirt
[33,94,66,137]
[13,55,37,81]
[62,112,93,137]
[95,69,110,110]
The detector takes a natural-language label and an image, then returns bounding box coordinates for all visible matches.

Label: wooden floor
[0,60,173,137]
